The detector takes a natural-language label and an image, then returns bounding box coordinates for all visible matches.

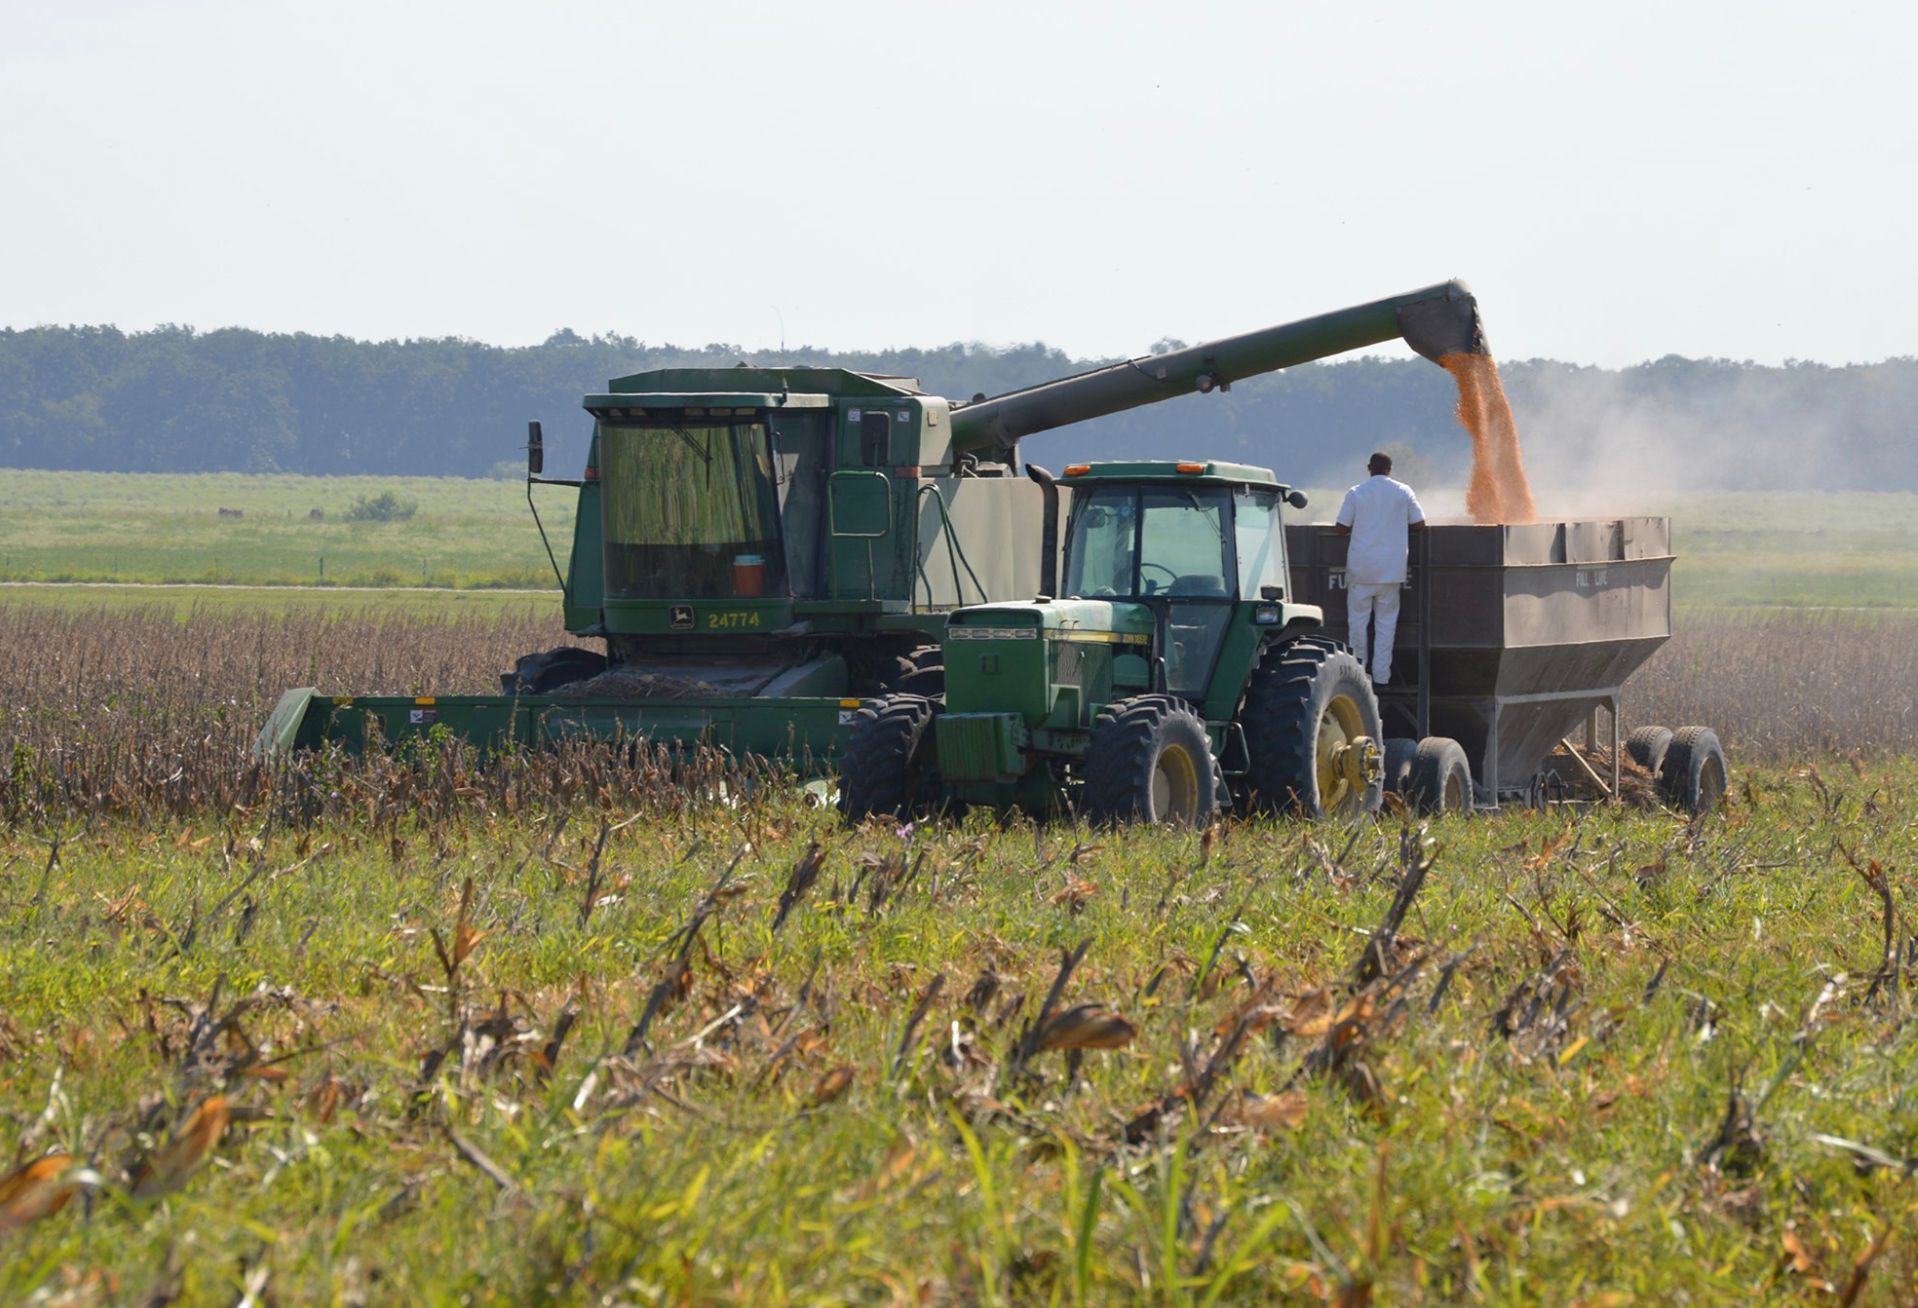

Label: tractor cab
[871,459,1378,824]
[1056,461,1303,703]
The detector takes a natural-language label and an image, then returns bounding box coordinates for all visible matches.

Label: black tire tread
[1409,736,1472,814]
[1658,724,1727,815]
[1382,738,1419,797]
[1082,695,1215,826]
[1625,725,1673,775]
[838,694,936,822]
[1239,641,1382,817]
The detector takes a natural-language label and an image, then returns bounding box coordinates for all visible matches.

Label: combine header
[261,283,1491,765]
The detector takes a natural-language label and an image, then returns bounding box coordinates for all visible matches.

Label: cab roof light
[1063,464,1091,477]
[1176,462,1206,474]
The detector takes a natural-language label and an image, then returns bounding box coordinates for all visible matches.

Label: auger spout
[948,279,1486,462]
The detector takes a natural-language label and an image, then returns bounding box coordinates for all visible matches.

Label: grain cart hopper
[260,281,1490,766]
[1286,520,1728,814]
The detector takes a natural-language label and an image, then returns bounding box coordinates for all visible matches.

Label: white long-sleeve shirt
[1336,475,1426,585]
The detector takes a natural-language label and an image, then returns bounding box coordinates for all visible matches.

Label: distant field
[0,469,573,590]
[1649,490,1918,608]
[3,470,1917,609]
[0,582,556,621]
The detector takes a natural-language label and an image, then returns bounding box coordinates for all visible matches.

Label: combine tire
[1658,725,1727,815]
[1082,695,1216,826]
[1240,640,1383,818]
[896,646,945,698]
[1625,725,1673,776]
[501,646,608,694]
[1408,736,1473,814]
[838,694,938,822]
[1381,737,1419,807]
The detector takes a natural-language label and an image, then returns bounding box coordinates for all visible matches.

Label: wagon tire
[1408,736,1473,814]
[1381,737,1420,808]
[1625,725,1674,777]
[1658,725,1727,815]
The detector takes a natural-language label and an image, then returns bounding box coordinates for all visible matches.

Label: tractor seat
[1168,575,1227,597]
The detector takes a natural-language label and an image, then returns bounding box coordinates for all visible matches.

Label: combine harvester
[260,282,1492,765]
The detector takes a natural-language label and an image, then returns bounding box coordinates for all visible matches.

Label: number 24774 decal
[705,610,762,630]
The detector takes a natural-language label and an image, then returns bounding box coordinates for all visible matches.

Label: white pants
[1347,582,1401,684]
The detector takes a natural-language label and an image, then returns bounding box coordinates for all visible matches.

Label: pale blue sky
[3,0,1911,366]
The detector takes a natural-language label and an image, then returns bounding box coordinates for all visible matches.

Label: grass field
[0,470,574,590]
[4,470,1918,608]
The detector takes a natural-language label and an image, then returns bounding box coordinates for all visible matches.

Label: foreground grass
[3,768,1915,1302]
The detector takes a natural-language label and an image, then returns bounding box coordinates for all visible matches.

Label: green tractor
[839,459,1384,824]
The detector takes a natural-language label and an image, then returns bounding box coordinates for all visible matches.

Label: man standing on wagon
[1335,451,1426,687]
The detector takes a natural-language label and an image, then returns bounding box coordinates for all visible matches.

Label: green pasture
[2,470,1917,609]
[0,469,573,591]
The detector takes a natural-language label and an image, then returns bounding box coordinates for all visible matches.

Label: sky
[3,0,1913,367]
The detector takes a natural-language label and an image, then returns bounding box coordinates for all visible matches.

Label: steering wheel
[1139,562,1178,593]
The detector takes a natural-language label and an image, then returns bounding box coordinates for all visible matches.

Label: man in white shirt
[1335,452,1426,686]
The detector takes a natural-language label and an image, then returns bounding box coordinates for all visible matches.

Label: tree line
[2,324,1913,493]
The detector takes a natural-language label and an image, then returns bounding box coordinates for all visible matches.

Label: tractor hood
[946,599,1155,645]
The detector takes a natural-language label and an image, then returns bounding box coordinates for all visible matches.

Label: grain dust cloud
[1441,353,1537,524]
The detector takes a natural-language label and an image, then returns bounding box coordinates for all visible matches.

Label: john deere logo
[669,605,694,630]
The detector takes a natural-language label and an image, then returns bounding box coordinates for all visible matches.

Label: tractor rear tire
[1658,725,1727,815]
[1382,737,1419,808]
[1625,725,1673,776]
[1408,736,1473,814]
[839,694,938,823]
[501,646,608,695]
[1239,639,1383,819]
[1082,695,1217,827]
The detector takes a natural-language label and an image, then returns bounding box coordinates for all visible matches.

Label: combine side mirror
[527,421,544,478]
[1286,490,1308,510]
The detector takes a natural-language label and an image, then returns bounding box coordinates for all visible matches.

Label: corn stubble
[2,762,1914,1302]
[1,602,1917,1299]
[3,601,1911,830]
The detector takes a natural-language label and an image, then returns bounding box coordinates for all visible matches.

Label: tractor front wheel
[838,694,939,822]
[1082,695,1217,827]
[1240,639,1384,819]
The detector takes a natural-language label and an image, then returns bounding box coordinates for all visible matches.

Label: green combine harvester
[260,282,1490,778]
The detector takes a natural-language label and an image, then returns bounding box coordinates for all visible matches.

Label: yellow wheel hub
[1314,693,1381,815]
[1150,742,1203,824]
